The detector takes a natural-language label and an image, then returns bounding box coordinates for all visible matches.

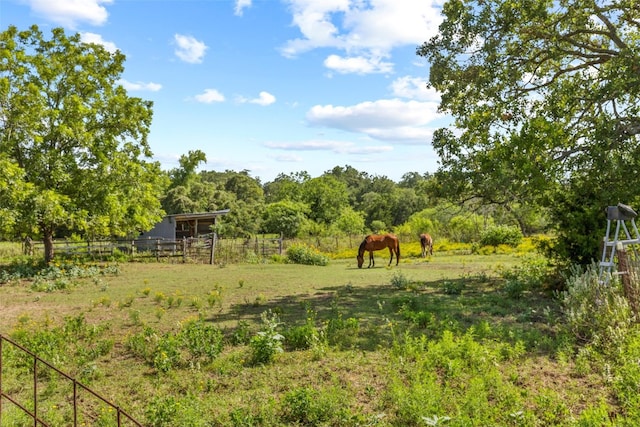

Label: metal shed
[140,210,230,240]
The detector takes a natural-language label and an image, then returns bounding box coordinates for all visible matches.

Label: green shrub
[179,319,224,364]
[281,387,350,425]
[390,270,410,289]
[560,264,632,351]
[249,310,284,365]
[499,255,552,298]
[285,244,329,266]
[480,225,523,247]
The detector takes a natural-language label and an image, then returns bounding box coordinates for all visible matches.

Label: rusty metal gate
[0,334,143,426]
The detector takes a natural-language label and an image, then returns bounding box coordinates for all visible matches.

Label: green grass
[0,248,635,426]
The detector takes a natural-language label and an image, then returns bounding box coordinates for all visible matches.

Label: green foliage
[480,225,523,247]
[499,255,552,298]
[300,175,349,225]
[388,330,530,426]
[280,387,350,425]
[560,264,632,351]
[261,200,309,238]
[179,319,224,364]
[285,244,329,266]
[126,320,224,372]
[1,25,165,262]
[331,206,366,236]
[248,310,284,365]
[390,270,411,289]
[417,0,640,266]
[448,214,488,243]
[284,308,319,351]
[369,220,387,233]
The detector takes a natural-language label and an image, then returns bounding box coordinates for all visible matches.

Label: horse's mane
[358,238,368,254]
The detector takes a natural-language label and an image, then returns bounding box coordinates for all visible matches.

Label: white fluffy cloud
[80,32,117,53]
[241,91,276,106]
[24,0,112,27]
[306,98,441,144]
[119,79,162,92]
[174,34,208,64]
[324,54,393,74]
[281,0,444,74]
[234,0,252,16]
[390,76,441,102]
[194,89,225,103]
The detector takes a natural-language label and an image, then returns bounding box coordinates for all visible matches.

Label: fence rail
[0,334,143,426]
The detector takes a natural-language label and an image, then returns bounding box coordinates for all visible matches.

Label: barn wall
[140,217,176,240]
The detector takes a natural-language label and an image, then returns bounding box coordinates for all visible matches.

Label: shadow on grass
[214,274,564,354]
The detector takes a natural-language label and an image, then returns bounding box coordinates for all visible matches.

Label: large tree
[0,25,166,262]
[418,0,640,264]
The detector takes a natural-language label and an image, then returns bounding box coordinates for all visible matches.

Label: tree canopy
[418,0,640,264]
[0,25,166,262]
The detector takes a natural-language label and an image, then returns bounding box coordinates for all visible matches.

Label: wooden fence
[29,234,285,265]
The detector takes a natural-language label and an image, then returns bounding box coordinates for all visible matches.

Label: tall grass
[2,245,639,425]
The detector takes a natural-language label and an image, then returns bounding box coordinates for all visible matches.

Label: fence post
[617,242,639,320]
[1,337,3,426]
[182,237,187,263]
[156,239,160,262]
[209,233,217,265]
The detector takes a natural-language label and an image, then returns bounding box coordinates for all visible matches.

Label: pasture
[0,241,634,426]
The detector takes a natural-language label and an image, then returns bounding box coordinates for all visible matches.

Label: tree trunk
[43,229,55,264]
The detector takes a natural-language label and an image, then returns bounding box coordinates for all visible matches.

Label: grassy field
[0,241,637,426]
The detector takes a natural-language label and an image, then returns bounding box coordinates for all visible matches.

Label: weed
[390,270,410,289]
[248,310,284,365]
[286,244,329,266]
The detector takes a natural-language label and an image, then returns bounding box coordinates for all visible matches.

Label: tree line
[161,152,548,242]
[2,0,638,267]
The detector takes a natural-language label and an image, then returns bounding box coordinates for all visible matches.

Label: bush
[249,310,284,365]
[500,255,552,298]
[480,225,523,247]
[285,244,329,266]
[560,263,632,351]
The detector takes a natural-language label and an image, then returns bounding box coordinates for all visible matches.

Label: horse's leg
[368,250,374,268]
[388,247,394,266]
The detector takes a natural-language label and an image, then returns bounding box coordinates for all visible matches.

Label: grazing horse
[357,234,400,268]
[420,233,433,257]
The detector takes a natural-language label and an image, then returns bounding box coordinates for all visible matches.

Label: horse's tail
[396,239,401,261]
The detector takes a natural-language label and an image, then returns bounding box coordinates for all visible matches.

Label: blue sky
[1,0,450,183]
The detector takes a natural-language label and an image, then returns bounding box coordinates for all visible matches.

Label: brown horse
[420,233,433,257]
[357,234,400,268]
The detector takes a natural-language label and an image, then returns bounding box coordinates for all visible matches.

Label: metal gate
[0,334,143,426]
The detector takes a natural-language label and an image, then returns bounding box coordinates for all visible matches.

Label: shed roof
[168,209,230,221]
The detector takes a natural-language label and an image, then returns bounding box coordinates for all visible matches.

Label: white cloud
[281,0,444,74]
[118,79,162,92]
[25,0,112,27]
[306,98,442,144]
[194,89,225,103]
[324,54,393,74]
[80,32,117,53]
[234,0,252,16]
[272,153,304,162]
[174,34,208,64]
[265,139,393,155]
[237,91,276,106]
[390,76,440,102]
